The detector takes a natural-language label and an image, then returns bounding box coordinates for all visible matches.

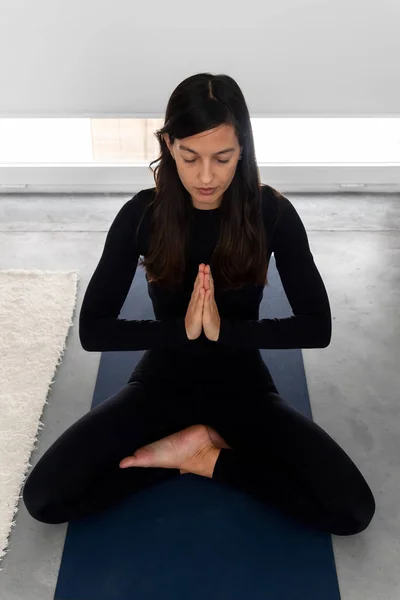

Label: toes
[120,446,153,468]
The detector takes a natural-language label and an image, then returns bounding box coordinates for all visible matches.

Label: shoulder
[260,184,290,222]
[118,187,155,221]
[107,189,155,253]
[260,184,292,247]
[260,185,310,256]
[109,188,157,241]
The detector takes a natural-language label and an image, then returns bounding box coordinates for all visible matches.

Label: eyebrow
[179,144,236,156]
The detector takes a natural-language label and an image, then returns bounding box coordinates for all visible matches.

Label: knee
[22,475,67,525]
[328,486,376,536]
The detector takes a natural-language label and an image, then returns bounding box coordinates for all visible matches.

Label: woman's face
[164,124,242,210]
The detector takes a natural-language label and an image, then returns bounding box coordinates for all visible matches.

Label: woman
[23,72,375,535]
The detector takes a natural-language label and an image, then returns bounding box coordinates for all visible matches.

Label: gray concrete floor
[0,191,399,599]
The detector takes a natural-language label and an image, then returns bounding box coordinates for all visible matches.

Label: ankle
[182,446,221,479]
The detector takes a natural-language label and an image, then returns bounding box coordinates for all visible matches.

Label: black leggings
[22,373,375,536]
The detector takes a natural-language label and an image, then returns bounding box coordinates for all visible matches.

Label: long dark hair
[137,72,281,292]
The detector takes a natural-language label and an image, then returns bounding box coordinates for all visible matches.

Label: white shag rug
[0,269,79,567]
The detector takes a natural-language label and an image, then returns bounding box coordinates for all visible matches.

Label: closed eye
[184,158,230,164]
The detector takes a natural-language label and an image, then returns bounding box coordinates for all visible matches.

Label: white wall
[1,0,399,118]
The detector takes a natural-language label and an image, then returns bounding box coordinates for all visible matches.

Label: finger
[204,265,211,291]
[197,286,205,311]
[193,273,198,295]
[198,273,205,292]
[207,272,213,295]
[195,270,203,293]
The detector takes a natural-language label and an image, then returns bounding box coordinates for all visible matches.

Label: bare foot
[180,425,232,474]
[119,424,231,473]
[206,426,232,450]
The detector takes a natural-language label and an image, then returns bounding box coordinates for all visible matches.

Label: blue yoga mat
[54,257,341,600]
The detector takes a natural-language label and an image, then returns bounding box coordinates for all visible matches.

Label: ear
[163,134,175,159]
[163,133,170,151]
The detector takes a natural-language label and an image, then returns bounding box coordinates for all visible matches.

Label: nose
[198,167,215,186]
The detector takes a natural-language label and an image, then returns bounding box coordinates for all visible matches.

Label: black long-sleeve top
[79,185,331,385]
